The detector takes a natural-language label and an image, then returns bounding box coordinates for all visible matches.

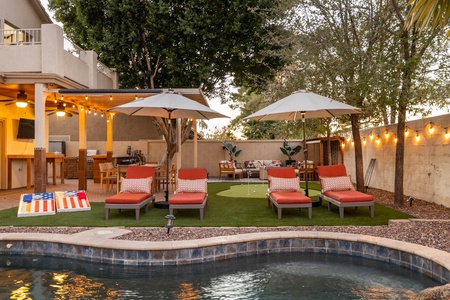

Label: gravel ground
[1,188,449,253]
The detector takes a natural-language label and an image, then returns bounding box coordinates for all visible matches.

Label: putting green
[216,183,320,199]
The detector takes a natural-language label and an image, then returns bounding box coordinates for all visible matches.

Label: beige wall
[64,139,326,177]
[343,114,450,208]
[0,0,51,28]
[49,114,160,142]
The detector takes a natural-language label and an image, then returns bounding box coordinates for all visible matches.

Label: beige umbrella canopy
[110,92,228,119]
[110,91,228,206]
[245,90,362,196]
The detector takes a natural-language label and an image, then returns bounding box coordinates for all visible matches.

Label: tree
[48,0,293,164]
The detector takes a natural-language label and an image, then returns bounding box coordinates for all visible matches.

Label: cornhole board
[54,190,91,212]
[17,193,56,217]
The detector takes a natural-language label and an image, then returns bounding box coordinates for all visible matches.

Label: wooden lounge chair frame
[218,161,244,180]
[317,164,374,218]
[169,168,208,220]
[267,168,312,219]
[105,166,155,220]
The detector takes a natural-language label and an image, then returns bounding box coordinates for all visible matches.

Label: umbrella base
[312,199,322,207]
[153,201,170,209]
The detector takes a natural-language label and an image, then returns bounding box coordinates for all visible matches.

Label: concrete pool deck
[0,179,449,284]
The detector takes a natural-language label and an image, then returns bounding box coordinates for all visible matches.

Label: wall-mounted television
[17,118,35,139]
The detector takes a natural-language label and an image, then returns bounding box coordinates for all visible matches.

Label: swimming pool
[0,252,440,299]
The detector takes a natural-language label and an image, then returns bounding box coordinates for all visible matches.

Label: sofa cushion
[169,192,207,204]
[270,191,311,204]
[106,193,151,204]
[323,190,374,202]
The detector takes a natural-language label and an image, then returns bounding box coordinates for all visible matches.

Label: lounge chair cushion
[270,192,311,204]
[105,193,152,204]
[176,178,207,193]
[269,176,300,192]
[120,177,153,194]
[323,190,374,202]
[320,176,354,192]
[169,192,207,204]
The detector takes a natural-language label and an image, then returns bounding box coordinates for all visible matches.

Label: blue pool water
[0,253,440,299]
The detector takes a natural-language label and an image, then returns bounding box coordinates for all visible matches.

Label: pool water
[0,253,439,299]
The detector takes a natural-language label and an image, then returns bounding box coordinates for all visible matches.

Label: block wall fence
[343,114,450,208]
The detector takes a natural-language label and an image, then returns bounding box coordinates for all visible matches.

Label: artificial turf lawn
[0,182,412,227]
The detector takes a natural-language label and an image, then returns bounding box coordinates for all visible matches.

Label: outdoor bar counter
[7,153,65,189]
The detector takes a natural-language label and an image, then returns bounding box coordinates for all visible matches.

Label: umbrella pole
[302,113,309,196]
[165,117,171,203]
[155,114,172,209]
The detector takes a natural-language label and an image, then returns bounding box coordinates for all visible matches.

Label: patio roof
[0,85,209,113]
[49,88,209,113]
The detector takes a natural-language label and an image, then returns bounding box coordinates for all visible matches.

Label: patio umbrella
[110,91,228,207]
[244,90,362,196]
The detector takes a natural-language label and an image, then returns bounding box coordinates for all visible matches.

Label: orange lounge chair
[105,166,155,220]
[267,168,312,219]
[169,168,208,220]
[316,164,374,218]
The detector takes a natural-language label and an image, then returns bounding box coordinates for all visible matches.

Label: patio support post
[78,106,87,190]
[34,84,47,193]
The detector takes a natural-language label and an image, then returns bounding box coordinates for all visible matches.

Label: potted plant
[222,141,242,161]
[280,140,301,166]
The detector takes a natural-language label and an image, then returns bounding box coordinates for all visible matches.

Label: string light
[346,136,351,142]
[394,135,398,143]
[375,135,380,144]
[415,131,420,141]
[445,128,449,139]
[384,130,389,139]
[429,122,435,134]
[369,133,374,140]
[405,127,409,137]
[110,95,113,101]
[341,141,345,148]
[363,137,366,145]
[351,140,354,146]
[85,96,88,101]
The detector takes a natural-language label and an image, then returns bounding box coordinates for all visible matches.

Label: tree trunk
[153,117,193,167]
[351,114,364,192]
[394,103,407,207]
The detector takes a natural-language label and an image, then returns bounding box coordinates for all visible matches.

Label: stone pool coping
[0,228,449,284]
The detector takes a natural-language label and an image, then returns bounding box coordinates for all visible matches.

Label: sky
[40,0,237,134]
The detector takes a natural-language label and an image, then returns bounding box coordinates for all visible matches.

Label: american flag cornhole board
[17,193,56,217]
[55,190,91,212]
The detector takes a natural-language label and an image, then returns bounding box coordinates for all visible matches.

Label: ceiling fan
[46,102,79,117]
[0,90,33,108]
